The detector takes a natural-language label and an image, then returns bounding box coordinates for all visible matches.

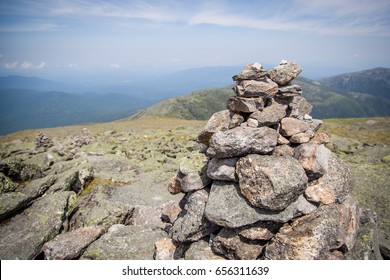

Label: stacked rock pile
[35,133,54,151]
[163,61,361,260]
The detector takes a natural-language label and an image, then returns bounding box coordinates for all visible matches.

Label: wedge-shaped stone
[248,100,287,127]
[206,127,278,158]
[227,96,264,113]
[197,110,230,145]
[233,78,278,98]
[280,117,311,137]
[237,155,308,211]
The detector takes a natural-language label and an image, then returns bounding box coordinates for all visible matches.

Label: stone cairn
[162,60,360,260]
[35,132,54,151]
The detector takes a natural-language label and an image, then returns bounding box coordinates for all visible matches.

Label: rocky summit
[161,61,382,260]
[0,61,384,260]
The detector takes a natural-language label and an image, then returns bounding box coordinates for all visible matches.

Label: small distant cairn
[159,60,370,260]
[35,132,54,151]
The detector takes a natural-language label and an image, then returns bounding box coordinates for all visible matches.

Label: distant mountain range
[0,67,389,135]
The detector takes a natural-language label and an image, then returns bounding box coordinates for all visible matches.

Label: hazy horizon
[0,0,389,84]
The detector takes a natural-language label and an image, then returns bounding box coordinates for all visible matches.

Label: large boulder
[0,191,76,259]
[81,224,166,260]
[237,155,308,211]
[205,181,308,228]
[0,172,18,193]
[170,189,219,243]
[206,126,278,158]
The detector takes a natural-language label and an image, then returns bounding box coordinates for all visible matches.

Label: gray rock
[228,113,245,129]
[293,194,318,218]
[289,130,314,144]
[277,84,302,96]
[0,175,57,222]
[237,155,308,211]
[197,110,230,145]
[178,153,211,192]
[211,228,264,260]
[248,100,287,127]
[312,154,353,202]
[207,157,239,182]
[69,185,133,230]
[336,196,359,251]
[268,61,302,86]
[0,160,43,181]
[0,191,76,259]
[233,78,279,98]
[265,204,341,260]
[232,63,268,81]
[81,224,166,260]
[380,241,390,260]
[294,143,331,180]
[206,126,278,158]
[170,189,219,243]
[286,95,313,118]
[42,226,106,260]
[272,145,295,157]
[205,181,306,228]
[185,238,226,260]
[129,205,165,229]
[227,96,264,113]
[0,172,17,193]
[280,117,311,137]
[46,168,83,194]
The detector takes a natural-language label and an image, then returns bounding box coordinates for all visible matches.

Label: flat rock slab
[205,181,304,228]
[206,126,278,158]
[237,154,308,211]
[42,226,106,260]
[233,78,279,98]
[80,224,166,260]
[0,191,75,259]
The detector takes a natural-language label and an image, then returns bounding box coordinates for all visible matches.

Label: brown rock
[228,113,245,129]
[154,238,183,260]
[233,78,279,98]
[272,145,295,157]
[309,133,331,145]
[161,201,182,224]
[248,100,287,127]
[277,134,290,145]
[227,96,264,113]
[42,226,106,260]
[289,131,314,144]
[294,143,331,180]
[268,61,302,86]
[168,175,182,194]
[237,154,308,211]
[305,183,335,204]
[211,228,264,260]
[237,222,279,241]
[336,196,359,251]
[280,117,311,137]
[197,110,230,145]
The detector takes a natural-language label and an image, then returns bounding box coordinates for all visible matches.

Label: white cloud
[20,61,33,69]
[0,23,59,32]
[4,61,19,69]
[110,63,121,68]
[68,63,78,69]
[36,62,46,69]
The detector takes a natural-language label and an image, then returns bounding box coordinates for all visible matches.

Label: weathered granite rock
[268,61,302,86]
[0,172,17,193]
[305,183,335,204]
[129,205,165,229]
[309,133,331,145]
[232,63,268,81]
[170,189,219,243]
[197,110,230,145]
[206,127,278,158]
[185,238,226,260]
[177,153,211,192]
[286,95,313,118]
[69,185,133,230]
[248,101,287,127]
[207,157,239,182]
[294,143,331,180]
[154,238,183,260]
[46,168,83,194]
[161,201,182,224]
[233,78,278,98]
[293,194,318,217]
[272,145,295,157]
[211,228,264,260]
[277,84,302,96]
[237,155,308,211]
[312,154,354,203]
[289,131,314,144]
[229,113,245,129]
[237,221,280,241]
[42,226,105,260]
[81,224,166,260]
[0,175,57,222]
[227,96,264,113]
[277,134,290,145]
[336,196,359,251]
[280,117,311,137]
[168,175,182,194]
[0,160,43,181]
[0,191,76,259]
[205,181,307,228]
[265,204,342,260]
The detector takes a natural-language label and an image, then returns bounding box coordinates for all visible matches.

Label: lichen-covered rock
[197,110,230,145]
[81,224,166,260]
[185,238,226,260]
[46,168,83,194]
[170,189,219,243]
[0,160,43,181]
[233,78,278,98]
[277,84,302,96]
[268,61,302,86]
[207,157,239,182]
[248,100,287,127]
[0,172,17,193]
[0,191,76,259]
[237,155,308,211]
[129,205,165,229]
[294,143,331,180]
[42,226,106,260]
[211,228,264,260]
[227,96,264,113]
[336,196,359,251]
[205,181,306,228]
[206,126,278,158]
[177,153,211,192]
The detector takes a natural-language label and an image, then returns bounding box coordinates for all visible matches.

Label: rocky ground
[0,116,389,259]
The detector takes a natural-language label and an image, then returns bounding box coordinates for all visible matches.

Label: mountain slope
[319,67,390,99]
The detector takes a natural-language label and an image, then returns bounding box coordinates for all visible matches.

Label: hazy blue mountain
[320,67,390,99]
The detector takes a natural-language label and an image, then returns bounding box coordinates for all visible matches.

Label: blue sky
[0,0,389,80]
